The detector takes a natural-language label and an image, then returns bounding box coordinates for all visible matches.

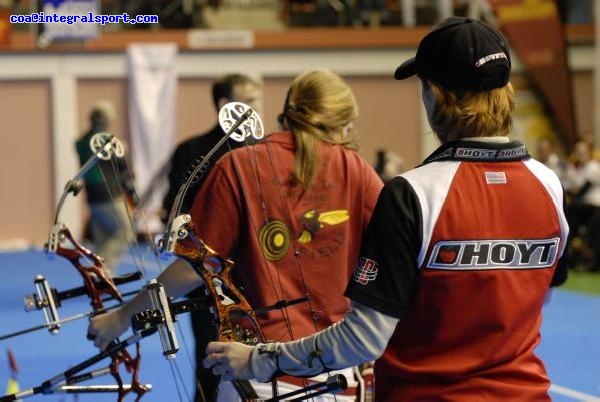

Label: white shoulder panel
[523,158,569,257]
[401,161,462,268]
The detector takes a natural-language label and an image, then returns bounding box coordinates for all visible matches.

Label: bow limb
[159,102,353,400]
[53,131,150,281]
[161,106,256,240]
[109,343,147,402]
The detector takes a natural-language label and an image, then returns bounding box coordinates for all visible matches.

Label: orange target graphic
[259,220,291,261]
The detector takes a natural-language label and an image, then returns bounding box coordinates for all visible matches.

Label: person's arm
[87,258,204,350]
[203,301,398,382]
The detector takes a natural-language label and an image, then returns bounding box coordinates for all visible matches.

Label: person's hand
[87,308,129,350]
[203,341,254,381]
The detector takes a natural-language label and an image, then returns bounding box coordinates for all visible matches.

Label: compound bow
[1,133,152,401]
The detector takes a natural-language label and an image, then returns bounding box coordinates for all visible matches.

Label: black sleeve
[345,176,423,319]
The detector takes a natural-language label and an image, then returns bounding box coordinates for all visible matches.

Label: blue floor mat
[0,248,195,402]
[0,249,598,401]
[539,289,600,401]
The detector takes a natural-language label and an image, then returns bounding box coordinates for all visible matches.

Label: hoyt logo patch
[427,238,560,270]
[353,257,379,285]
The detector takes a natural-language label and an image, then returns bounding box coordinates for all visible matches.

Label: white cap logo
[475,52,508,68]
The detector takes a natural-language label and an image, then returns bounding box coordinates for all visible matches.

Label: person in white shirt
[564,140,600,271]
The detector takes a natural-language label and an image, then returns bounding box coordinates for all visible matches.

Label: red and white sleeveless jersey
[346,139,569,401]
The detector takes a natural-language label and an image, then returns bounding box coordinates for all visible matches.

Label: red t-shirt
[190,131,383,341]
[346,140,568,401]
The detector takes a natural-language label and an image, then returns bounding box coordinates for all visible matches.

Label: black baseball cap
[394,17,511,91]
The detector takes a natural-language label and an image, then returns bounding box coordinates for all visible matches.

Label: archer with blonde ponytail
[279,69,359,189]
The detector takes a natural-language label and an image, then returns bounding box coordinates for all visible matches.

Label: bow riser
[173,226,262,345]
[170,222,263,401]
[45,224,123,311]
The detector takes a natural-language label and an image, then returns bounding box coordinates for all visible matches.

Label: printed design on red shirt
[298,209,349,243]
[260,209,350,260]
[352,257,379,285]
[427,238,560,270]
[259,220,292,261]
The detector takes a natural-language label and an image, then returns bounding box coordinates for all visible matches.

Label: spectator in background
[161,73,262,402]
[355,0,389,26]
[557,0,593,24]
[75,100,136,277]
[535,136,566,181]
[563,140,600,271]
[374,149,405,182]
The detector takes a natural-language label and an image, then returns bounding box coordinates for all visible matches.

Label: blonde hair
[280,69,358,189]
[426,80,515,142]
